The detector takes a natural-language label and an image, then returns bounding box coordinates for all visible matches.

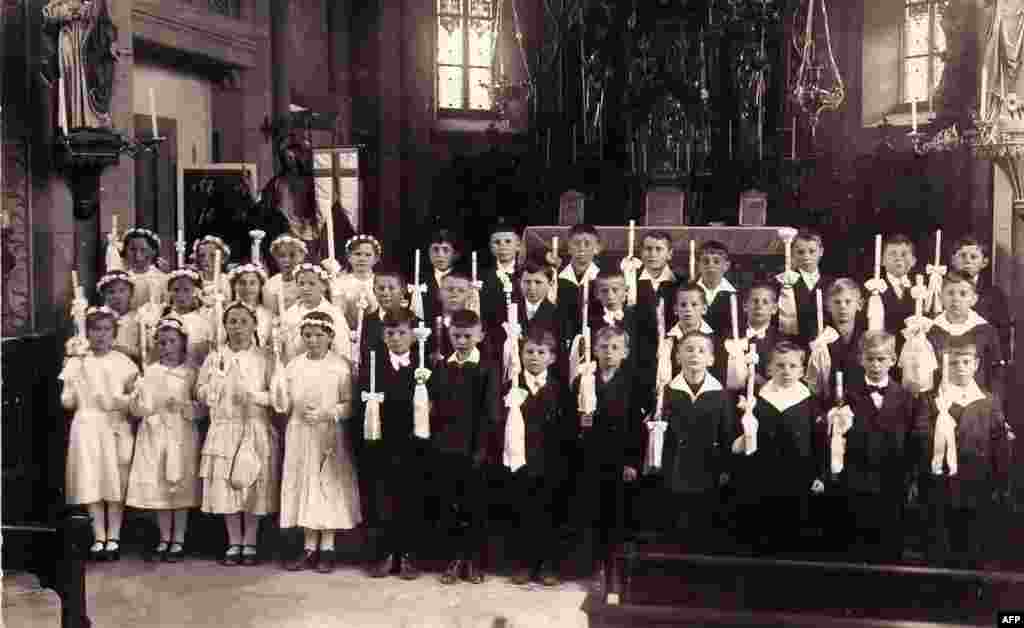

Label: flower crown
[167,268,203,287]
[192,235,231,260]
[269,234,308,255]
[292,263,331,282]
[155,315,187,336]
[344,234,382,256]
[228,263,268,284]
[96,270,133,292]
[121,227,161,251]
[299,313,336,334]
[85,305,120,321]
[224,300,258,321]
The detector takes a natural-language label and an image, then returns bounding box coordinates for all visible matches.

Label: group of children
[60,221,1014,592]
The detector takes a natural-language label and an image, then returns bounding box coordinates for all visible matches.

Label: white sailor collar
[932,310,988,336]
[639,266,676,283]
[668,320,714,337]
[558,262,600,286]
[697,276,737,297]
[942,380,987,407]
[759,380,812,413]
[669,372,723,401]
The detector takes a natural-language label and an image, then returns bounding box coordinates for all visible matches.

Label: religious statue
[41,0,118,131]
[252,129,354,270]
[979,0,1024,127]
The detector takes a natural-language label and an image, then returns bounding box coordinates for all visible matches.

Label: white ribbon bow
[806,327,840,397]
[620,257,644,307]
[407,281,426,320]
[733,395,758,455]
[603,309,625,327]
[899,316,938,393]
[827,405,854,474]
[864,277,888,332]
[932,391,958,476]
[362,391,384,441]
[776,271,800,336]
[724,338,751,391]
[925,264,947,314]
[577,361,598,415]
[645,418,668,470]
[503,386,529,472]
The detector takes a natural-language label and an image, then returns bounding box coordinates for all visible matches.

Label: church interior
[2,0,1024,626]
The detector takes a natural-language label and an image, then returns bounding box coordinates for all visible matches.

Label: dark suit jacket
[569,366,649,472]
[428,356,501,461]
[556,267,602,355]
[825,316,868,392]
[793,273,835,346]
[740,392,823,497]
[836,382,916,495]
[488,372,571,479]
[479,266,521,335]
[659,381,736,493]
[881,276,916,340]
[974,281,1012,352]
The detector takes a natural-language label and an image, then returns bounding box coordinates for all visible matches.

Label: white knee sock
[304,528,319,551]
[157,511,173,544]
[87,503,106,542]
[319,530,335,551]
[172,510,188,544]
[106,502,124,544]
[224,513,243,546]
[242,513,260,547]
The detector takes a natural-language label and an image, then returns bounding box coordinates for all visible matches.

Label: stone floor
[3,557,590,628]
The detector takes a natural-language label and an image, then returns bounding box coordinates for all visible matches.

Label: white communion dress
[196,344,281,515]
[125,363,202,510]
[61,351,139,505]
[274,352,361,531]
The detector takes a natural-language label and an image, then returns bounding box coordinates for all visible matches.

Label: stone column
[269,0,290,139]
[376,0,403,249]
[328,0,351,145]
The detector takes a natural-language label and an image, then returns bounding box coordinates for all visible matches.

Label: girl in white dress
[228,264,274,346]
[263,235,307,315]
[166,269,213,370]
[125,316,202,562]
[193,235,233,302]
[98,271,141,363]
[61,306,140,561]
[330,234,381,329]
[273,311,361,573]
[197,301,281,566]
[281,264,351,363]
[122,228,168,311]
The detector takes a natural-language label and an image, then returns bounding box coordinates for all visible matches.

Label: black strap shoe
[369,553,395,578]
[398,554,420,580]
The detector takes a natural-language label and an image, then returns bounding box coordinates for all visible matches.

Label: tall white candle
[177,228,185,268]
[414,249,421,287]
[730,293,739,340]
[627,220,636,258]
[213,249,222,293]
[369,351,376,393]
[471,251,478,283]
[417,322,427,369]
[58,77,68,135]
[689,239,696,280]
[784,237,793,272]
[836,370,844,402]
[140,318,147,361]
[934,230,942,266]
[552,236,559,259]
[942,351,949,387]
[980,65,988,120]
[582,278,589,324]
[816,288,824,336]
[874,234,882,280]
[149,88,158,138]
[325,206,335,261]
[111,213,118,237]
[915,274,925,317]
[911,100,918,133]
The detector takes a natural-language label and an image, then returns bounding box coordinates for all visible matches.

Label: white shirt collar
[887,273,911,289]
[760,380,812,412]
[932,310,988,336]
[434,268,451,284]
[943,380,986,407]
[524,299,542,317]
[746,324,770,339]
[668,320,714,337]
[448,347,480,365]
[496,261,516,276]
[668,372,723,401]
[864,376,890,389]
[639,266,675,285]
[798,270,820,288]
[558,262,600,286]
[696,276,737,304]
[524,370,547,394]
[389,351,411,370]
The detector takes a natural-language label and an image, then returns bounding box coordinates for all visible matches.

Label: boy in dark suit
[666,284,727,385]
[479,218,523,337]
[493,329,572,586]
[428,309,501,584]
[556,223,603,355]
[695,240,740,337]
[588,272,641,373]
[360,308,427,579]
[655,331,736,550]
[426,272,473,367]
[742,280,785,384]
[424,229,462,327]
[356,266,410,367]
[879,234,917,346]
[913,340,1010,568]
[949,235,1011,354]
[824,278,869,391]
[778,230,834,346]
[636,230,679,328]
[825,331,916,564]
[569,326,649,592]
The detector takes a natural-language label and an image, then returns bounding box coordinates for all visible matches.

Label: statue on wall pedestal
[979,0,1024,127]
[41,0,118,130]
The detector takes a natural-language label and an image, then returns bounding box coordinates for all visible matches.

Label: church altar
[523,225,785,282]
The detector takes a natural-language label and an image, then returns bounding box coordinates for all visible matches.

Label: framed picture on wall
[180,163,257,264]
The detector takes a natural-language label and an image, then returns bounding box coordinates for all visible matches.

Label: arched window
[436,0,497,114]
[902,0,947,104]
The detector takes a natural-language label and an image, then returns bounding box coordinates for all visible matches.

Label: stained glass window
[903,1,946,103]
[437,0,496,112]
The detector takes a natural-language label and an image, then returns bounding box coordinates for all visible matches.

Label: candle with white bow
[176,228,186,269]
[149,88,159,138]
[370,350,377,393]
[627,220,636,258]
[934,230,942,267]
[873,234,882,281]
[325,207,335,263]
[250,230,266,267]
[689,239,696,280]
[816,288,824,337]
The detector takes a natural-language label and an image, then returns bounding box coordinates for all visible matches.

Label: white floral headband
[292,263,331,283]
[299,314,336,335]
[96,271,133,293]
[167,268,202,288]
[344,234,382,256]
[121,227,161,251]
[228,263,268,283]
[224,300,258,321]
[192,235,231,260]
[85,305,120,321]
[155,316,187,336]
[269,234,308,255]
